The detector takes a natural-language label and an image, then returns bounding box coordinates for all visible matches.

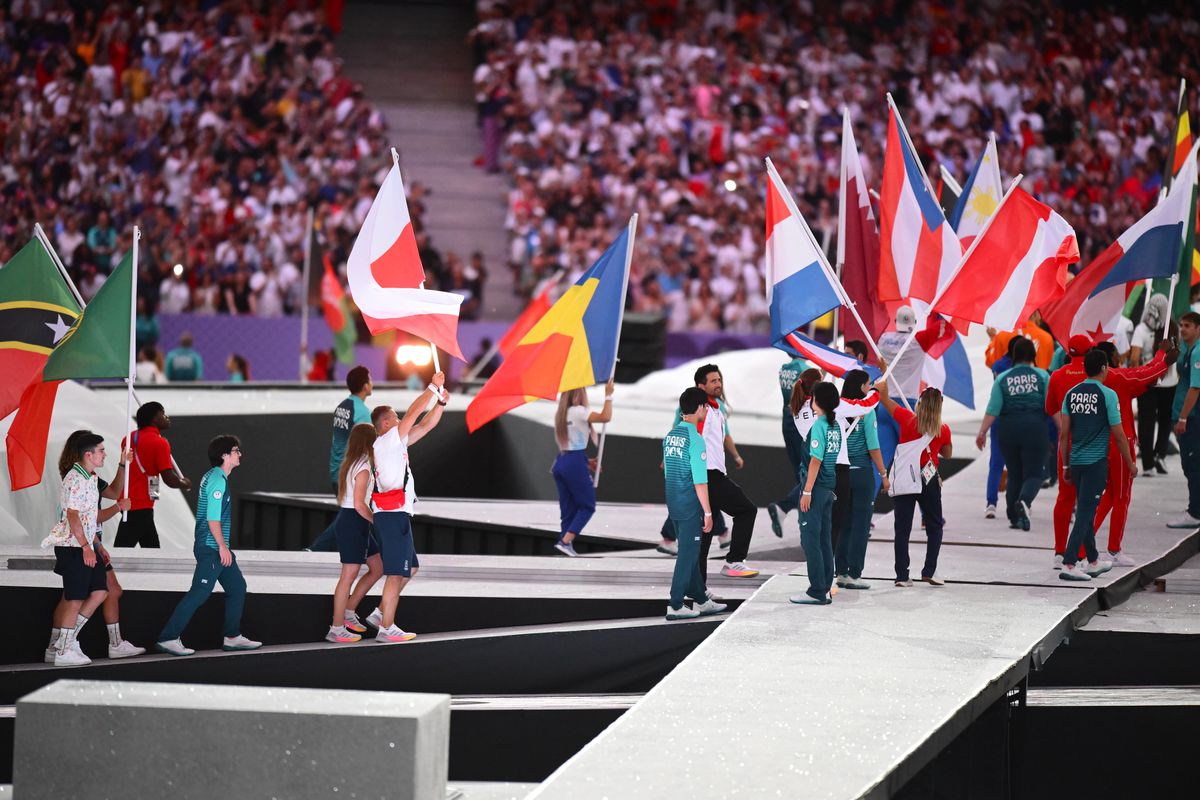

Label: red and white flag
[346,157,464,359]
[837,109,888,345]
[934,188,1078,331]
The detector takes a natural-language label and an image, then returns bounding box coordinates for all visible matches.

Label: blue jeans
[998,414,1047,521]
[552,450,596,537]
[986,419,1004,506]
[893,477,944,581]
[800,485,835,599]
[668,513,708,609]
[1065,460,1107,567]
[834,465,875,579]
[1180,418,1200,518]
[159,546,247,642]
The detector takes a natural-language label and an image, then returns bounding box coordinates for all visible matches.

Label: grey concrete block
[14,679,449,800]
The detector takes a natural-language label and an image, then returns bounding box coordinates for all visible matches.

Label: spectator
[135,346,166,384]
[165,333,204,382]
[134,298,159,353]
[227,354,251,383]
[86,212,118,273]
[158,270,192,315]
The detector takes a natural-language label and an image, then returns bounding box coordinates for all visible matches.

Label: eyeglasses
[231,448,243,455]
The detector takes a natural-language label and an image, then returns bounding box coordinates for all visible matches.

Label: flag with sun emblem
[948,134,1003,247]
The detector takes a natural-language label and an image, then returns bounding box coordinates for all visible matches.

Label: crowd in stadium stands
[471,0,1198,332]
[0,1,484,326]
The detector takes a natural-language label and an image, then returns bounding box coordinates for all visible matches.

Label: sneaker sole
[722,571,759,578]
[655,547,678,556]
[665,613,700,620]
[155,645,194,657]
[222,644,262,651]
[696,607,727,616]
[108,649,146,659]
[789,597,831,605]
[377,635,417,643]
[767,506,783,538]
[326,637,362,644]
[1058,573,1090,582]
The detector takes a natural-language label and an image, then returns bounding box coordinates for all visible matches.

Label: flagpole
[121,227,140,521]
[938,165,963,199]
[1164,273,1179,340]
[833,108,851,347]
[593,213,637,489]
[875,174,1025,391]
[33,223,86,309]
[299,206,314,381]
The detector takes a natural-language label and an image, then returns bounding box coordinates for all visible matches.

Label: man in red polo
[116,402,192,548]
[1047,334,1172,567]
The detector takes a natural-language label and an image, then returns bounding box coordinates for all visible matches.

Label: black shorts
[114,508,160,548]
[54,545,108,600]
[334,508,381,565]
[374,511,417,577]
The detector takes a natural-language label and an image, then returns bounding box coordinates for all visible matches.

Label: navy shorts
[54,545,108,600]
[374,511,417,577]
[334,508,381,565]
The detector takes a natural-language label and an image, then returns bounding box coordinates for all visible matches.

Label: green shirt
[1049,344,1068,373]
[164,346,203,381]
[663,420,708,519]
[987,364,1050,417]
[843,408,880,464]
[1172,342,1200,421]
[195,467,232,549]
[329,394,372,484]
[1062,378,1121,466]
[807,416,842,489]
[778,358,812,406]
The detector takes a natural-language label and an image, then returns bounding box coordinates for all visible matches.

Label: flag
[320,251,356,365]
[466,221,634,432]
[8,250,133,490]
[937,165,961,221]
[497,273,561,358]
[922,333,974,409]
[765,167,841,345]
[913,313,958,360]
[1041,139,1200,345]
[878,102,963,304]
[0,237,81,419]
[837,110,888,346]
[1154,80,1200,311]
[345,156,464,359]
[780,331,881,381]
[1162,80,1193,191]
[949,135,1004,246]
[935,188,1078,331]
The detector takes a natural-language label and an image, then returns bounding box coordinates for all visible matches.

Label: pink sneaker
[720,562,760,577]
[375,625,417,643]
[325,625,362,643]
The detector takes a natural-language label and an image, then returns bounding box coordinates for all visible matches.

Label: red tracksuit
[1047,351,1168,555]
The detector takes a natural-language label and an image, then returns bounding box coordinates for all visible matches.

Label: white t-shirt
[878,331,926,400]
[340,455,372,510]
[1131,322,1178,387]
[701,401,728,474]
[372,427,415,513]
[793,400,819,439]
[562,405,592,451]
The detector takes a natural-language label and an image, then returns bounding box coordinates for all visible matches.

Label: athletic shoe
[554,541,579,557]
[1109,551,1136,567]
[666,605,700,620]
[789,594,832,605]
[895,579,914,587]
[376,625,416,643]
[365,608,383,629]
[222,635,262,651]
[54,646,90,667]
[844,578,871,590]
[1053,554,1064,571]
[720,562,759,577]
[156,639,195,657]
[1142,468,1155,477]
[1155,457,1168,475]
[326,626,362,644]
[1058,564,1091,582]
[656,540,678,556]
[1166,512,1200,529]
[108,640,145,659]
[718,531,732,550]
[44,645,56,664]
[1018,501,1031,531]
[343,611,367,634]
[921,575,946,587]
[1085,559,1113,578]
[985,504,996,519]
[835,574,850,588]
[694,599,728,616]
[767,503,784,538]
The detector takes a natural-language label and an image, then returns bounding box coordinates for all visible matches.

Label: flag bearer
[1058,351,1133,581]
[662,388,728,620]
[1170,312,1200,529]
[550,378,614,557]
[975,337,1049,531]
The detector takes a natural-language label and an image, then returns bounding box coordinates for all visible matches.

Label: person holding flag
[551,379,614,557]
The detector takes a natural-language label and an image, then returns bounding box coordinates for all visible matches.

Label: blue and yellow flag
[467,218,634,431]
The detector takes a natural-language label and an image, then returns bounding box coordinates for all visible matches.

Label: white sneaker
[665,604,701,620]
[1108,551,1136,567]
[694,599,728,616]
[656,540,678,556]
[921,575,946,587]
[156,638,195,657]
[108,640,146,659]
[554,541,579,557]
[1085,559,1113,577]
[365,608,383,629]
[835,574,850,588]
[1058,563,1092,582]
[720,562,759,577]
[222,635,262,651]
[54,646,90,667]
[985,504,996,519]
[1053,554,1064,571]
[1166,512,1200,529]
[1142,469,1154,477]
[376,625,417,643]
[44,643,57,664]
[845,577,871,590]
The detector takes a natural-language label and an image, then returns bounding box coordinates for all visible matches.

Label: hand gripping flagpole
[392,146,444,378]
[593,214,638,489]
[122,227,140,521]
[873,173,1024,394]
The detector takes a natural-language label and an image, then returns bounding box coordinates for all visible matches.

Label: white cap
[895,305,917,333]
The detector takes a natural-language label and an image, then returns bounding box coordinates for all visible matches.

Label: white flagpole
[121,227,140,520]
[938,164,964,200]
[593,213,637,489]
[33,223,86,308]
[875,174,1025,391]
[299,206,315,381]
[391,146,444,375]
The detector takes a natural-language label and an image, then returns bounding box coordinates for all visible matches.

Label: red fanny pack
[372,488,406,511]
